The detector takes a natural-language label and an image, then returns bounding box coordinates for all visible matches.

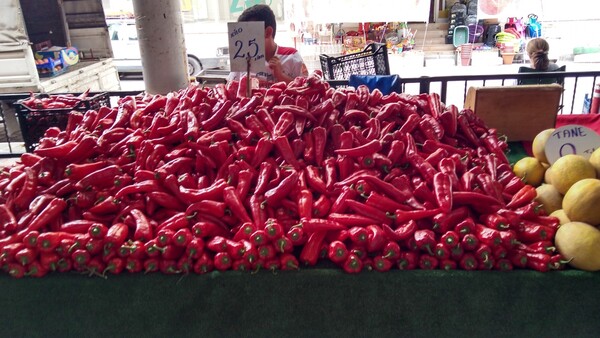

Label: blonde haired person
[526,38,560,71]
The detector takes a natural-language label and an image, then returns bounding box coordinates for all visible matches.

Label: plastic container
[453,26,469,47]
[319,43,390,80]
[16,92,110,152]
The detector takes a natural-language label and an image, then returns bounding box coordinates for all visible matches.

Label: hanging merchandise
[483,24,502,47]
[467,0,478,16]
[504,17,525,38]
[526,14,542,38]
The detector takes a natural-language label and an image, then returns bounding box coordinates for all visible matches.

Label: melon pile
[513,128,600,271]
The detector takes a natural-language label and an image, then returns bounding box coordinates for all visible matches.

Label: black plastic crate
[319,43,390,81]
[16,92,110,152]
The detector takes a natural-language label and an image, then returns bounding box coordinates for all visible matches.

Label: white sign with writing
[544,125,600,164]
[227,22,266,73]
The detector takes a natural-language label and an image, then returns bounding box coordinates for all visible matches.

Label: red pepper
[264,170,299,207]
[397,252,418,270]
[480,214,510,231]
[15,247,37,266]
[461,233,479,251]
[449,244,464,261]
[273,136,303,170]
[440,259,457,271]
[440,230,460,249]
[287,226,306,246]
[6,263,26,278]
[345,200,391,225]
[334,139,382,157]
[506,185,537,209]
[366,225,386,253]
[474,224,502,248]
[390,208,440,225]
[459,253,478,270]
[24,198,67,233]
[432,172,452,213]
[365,191,409,213]
[399,113,420,134]
[127,209,151,242]
[414,229,436,255]
[327,213,379,227]
[75,165,122,190]
[280,253,299,271]
[432,207,469,234]
[0,205,17,233]
[382,241,401,261]
[371,255,392,272]
[214,252,232,271]
[342,253,363,274]
[258,244,276,261]
[312,194,332,218]
[71,249,91,267]
[13,167,38,211]
[104,223,129,252]
[519,251,553,272]
[300,231,327,266]
[434,243,450,260]
[202,100,233,131]
[381,220,416,242]
[37,232,77,253]
[419,255,439,270]
[516,221,555,244]
[452,191,502,214]
[222,186,251,223]
[312,126,327,165]
[97,256,123,275]
[39,252,59,272]
[192,221,229,239]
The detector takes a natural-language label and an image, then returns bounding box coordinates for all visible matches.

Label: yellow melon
[562,178,600,226]
[589,147,600,178]
[535,184,563,215]
[512,156,545,187]
[550,154,596,194]
[532,128,555,164]
[555,221,600,271]
[550,209,571,225]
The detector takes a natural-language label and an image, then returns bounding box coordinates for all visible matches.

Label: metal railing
[329,70,600,115]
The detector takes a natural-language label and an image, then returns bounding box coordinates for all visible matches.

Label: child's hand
[268,56,284,79]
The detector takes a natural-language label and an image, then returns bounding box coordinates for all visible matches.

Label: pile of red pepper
[0,73,566,277]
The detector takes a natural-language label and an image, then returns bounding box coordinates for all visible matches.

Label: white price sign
[544,125,600,164]
[227,22,266,73]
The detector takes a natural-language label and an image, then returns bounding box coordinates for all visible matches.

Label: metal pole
[132,0,189,95]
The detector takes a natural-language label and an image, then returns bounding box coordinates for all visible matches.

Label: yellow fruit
[532,128,555,164]
[555,221,600,271]
[550,209,571,225]
[544,167,553,185]
[550,154,596,194]
[535,184,563,215]
[589,147,600,178]
[512,156,545,187]
[562,178,600,226]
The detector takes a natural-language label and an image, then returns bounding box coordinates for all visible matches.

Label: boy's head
[238,4,277,39]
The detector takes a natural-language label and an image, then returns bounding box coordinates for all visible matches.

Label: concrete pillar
[132,0,189,94]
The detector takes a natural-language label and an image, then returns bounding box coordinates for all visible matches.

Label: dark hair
[238,4,276,38]
[526,38,550,71]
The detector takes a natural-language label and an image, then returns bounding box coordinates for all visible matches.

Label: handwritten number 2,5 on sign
[234,39,259,60]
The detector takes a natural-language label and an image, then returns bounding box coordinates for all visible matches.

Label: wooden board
[464,84,562,141]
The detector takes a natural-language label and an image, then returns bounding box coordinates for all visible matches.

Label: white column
[132,0,189,94]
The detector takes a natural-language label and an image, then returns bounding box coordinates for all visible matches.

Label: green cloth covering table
[1,270,600,337]
[3,143,597,337]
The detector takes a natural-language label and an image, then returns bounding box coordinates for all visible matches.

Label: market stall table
[1,269,599,337]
